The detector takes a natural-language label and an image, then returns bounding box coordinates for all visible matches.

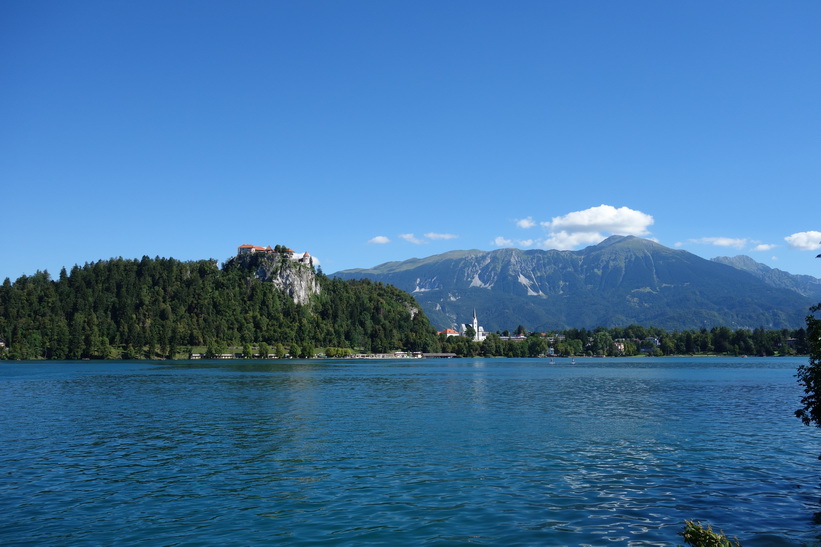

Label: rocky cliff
[227,253,320,305]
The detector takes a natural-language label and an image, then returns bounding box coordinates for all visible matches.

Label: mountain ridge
[333,236,816,331]
[711,254,821,300]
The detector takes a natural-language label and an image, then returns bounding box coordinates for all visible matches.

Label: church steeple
[462,309,485,342]
[472,309,479,341]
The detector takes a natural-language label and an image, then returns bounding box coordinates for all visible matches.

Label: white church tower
[463,308,487,342]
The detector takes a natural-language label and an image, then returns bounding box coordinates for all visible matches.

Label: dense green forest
[0,256,439,360]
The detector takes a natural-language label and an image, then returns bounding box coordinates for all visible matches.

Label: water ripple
[1,358,820,545]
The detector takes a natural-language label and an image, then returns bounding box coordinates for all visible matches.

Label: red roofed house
[238,244,268,255]
[438,328,460,338]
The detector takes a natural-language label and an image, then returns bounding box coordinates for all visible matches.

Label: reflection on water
[0,357,819,545]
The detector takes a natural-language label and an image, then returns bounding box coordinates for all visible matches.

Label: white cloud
[785,231,821,251]
[689,237,748,249]
[372,232,457,245]
[495,205,656,251]
[682,238,777,253]
[545,205,654,236]
[752,243,776,252]
[493,236,539,248]
[516,217,536,229]
[399,233,426,245]
[424,232,458,240]
[542,230,608,250]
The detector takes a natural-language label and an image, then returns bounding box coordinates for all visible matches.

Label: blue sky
[2,1,820,281]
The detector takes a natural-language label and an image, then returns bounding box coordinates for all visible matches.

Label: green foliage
[591,329,614,355]
[796,304,821,427]
[0,256,439,359]
[325,347,355,358]
[679,520,741,547]
[431,323,806,359]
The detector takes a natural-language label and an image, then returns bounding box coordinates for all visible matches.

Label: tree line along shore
[435,324,809,359]
[0,256,812,361]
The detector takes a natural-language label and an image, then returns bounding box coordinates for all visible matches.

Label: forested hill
[0,255,439,360]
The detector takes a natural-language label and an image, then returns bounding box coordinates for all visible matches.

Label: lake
[1,357,819,546]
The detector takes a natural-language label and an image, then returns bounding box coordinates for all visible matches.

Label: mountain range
[710,255,821,301]
[333,236,819,331]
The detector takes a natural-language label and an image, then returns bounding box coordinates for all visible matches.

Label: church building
[462,309,488,342]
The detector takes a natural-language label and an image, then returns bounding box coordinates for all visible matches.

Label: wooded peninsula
[0,255,811,360]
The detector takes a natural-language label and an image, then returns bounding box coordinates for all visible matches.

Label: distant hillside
[711,255,821,300]
[333,236,815,331]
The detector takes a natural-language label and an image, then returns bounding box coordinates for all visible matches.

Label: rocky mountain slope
[711,255,821,300]
[333,236,816,331]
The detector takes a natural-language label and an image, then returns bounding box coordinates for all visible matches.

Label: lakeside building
[498,334,527,342]
[190,351,437,360]
[437,328,460,337]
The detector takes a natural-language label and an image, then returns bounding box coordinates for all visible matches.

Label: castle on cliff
[237,244,313,266]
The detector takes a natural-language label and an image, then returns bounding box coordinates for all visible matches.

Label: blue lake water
[1,357,820,546]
